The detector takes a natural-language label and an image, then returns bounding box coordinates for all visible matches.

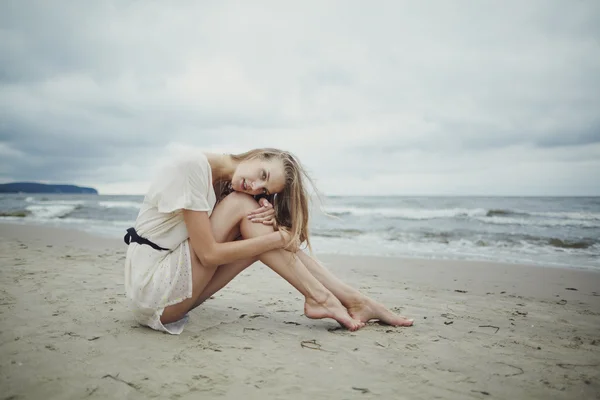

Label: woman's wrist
[264,231,283,251]
[276,230,286,249]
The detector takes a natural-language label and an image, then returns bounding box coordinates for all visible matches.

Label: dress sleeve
[148,154,213,214]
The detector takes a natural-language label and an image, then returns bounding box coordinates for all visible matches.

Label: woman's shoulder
[145,150,215,212]
[164,150,211,176]
[147,150,212,191]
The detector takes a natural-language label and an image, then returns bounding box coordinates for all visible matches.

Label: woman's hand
[247,198,276,226]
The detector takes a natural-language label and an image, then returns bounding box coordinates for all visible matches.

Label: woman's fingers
[249,216,275,223]
[247,208,265,218]
[247,204,273,217]
[248,209,275,220]
[247,206,266,217]
[249,200,275,224]
[258,198,272,208]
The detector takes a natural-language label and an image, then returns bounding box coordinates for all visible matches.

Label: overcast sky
[1,1,599,196]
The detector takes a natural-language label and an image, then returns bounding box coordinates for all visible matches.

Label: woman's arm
[183,209,285,268]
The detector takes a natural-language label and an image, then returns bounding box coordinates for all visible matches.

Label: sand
[0,222,599,399]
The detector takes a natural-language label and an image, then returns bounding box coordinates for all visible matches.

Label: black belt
[124,227,170,251]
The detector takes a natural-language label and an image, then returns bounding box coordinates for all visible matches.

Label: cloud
[0,0,599,195]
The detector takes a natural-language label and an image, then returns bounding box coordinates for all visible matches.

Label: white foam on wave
[34,199,85,206]
[478,216,600,228]
[322,205,600,227]
[98,201,142,209]
[324,206,488,220]
[310,232,600,269]
[25,204,79,219]
[529,210,600,221]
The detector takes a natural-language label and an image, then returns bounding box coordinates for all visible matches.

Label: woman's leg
[190,247,413,326]
[165,192,363,330]
[191,256,257,308]
[238,216,363,330]
[161,194,256,324]
[226,194,362,330]
[188,194,412,326]
[296,252,413,326]
[160,248,219,324]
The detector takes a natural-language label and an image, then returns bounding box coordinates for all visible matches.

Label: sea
[1,194,599,270]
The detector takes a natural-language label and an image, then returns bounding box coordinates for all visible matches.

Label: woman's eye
[262,171,267,180]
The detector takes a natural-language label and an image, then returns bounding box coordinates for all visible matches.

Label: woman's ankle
[305,289,333,306]
[342,292,367,307]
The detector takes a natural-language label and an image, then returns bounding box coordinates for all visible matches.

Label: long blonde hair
[217,148,316,251]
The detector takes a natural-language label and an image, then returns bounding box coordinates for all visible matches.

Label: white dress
[124,152,216,334]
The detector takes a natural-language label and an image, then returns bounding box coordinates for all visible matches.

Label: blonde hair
[218,148,316,252]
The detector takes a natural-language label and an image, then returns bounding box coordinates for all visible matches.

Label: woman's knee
[216,192,274,238]
[218,192,259,216]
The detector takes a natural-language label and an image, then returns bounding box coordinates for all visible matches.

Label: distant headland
[0,182,98,194]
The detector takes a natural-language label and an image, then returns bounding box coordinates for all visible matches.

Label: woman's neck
[205,153,237,183]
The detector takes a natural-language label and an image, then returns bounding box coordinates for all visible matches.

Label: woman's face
[232,157,286,196]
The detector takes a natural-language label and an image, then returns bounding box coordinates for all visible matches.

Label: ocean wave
[322,205,600,227]
[0,209,31,218]
[477,216,600,228]
[328,211,351,217]
[485,208,529,217]
[530,211,600,221]
[486,208,600,221]
[33,199,86,206]
[323,206,488,220]
[98,201,142,209]
[312,228,364,238]
[547,238,594,249]
[309,231,599,267]
[486,208,511,216]
[25,204,82,219]
[312,227,598,250]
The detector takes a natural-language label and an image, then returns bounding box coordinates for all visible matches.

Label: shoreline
[1,219,597,272]
[3,222,599,302]
[1,222,599,399]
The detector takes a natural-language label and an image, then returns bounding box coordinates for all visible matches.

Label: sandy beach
[0,222,599,399]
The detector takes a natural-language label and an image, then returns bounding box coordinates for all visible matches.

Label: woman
[124,148,414,334]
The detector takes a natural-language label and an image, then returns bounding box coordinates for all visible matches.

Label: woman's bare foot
[304,294,364,331]
[347,297,414,326]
